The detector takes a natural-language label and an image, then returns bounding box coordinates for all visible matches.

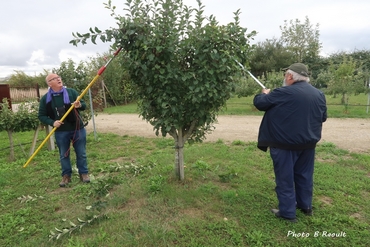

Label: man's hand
[53,120,64,128]
[73,101,82,108]
[262,88,271,94]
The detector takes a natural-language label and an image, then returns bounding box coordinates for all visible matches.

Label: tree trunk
[169,121,197,181]
[7,130,14,161]
[174,128,185,180]
[30,125,40,156]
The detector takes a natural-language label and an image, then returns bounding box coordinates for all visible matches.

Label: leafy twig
[17,194,44,203]
[48,215,106,241]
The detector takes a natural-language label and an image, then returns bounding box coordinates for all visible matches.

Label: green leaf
[148,54,155,61]
[94,27,102,33]
[92,35,97,44]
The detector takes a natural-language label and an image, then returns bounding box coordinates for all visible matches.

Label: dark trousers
[55,128,88,177]
[269,147,315,218]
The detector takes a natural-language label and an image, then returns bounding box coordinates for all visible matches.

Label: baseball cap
[283,63,309,77]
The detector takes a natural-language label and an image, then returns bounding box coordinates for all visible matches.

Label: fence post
[30,125,41,155]
[36,84,40,102]
[89,88,97,140]
[45,126,55,151]
[102,80,107,109]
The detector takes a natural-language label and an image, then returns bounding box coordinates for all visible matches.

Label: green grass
[0,129,369,246]
[102,93,370,118]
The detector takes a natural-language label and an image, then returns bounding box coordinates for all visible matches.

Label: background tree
[350,49,370,73]
[53,59,89,89]
[325,56,365,106]
[0,99,39,161]
[5,70,48,88]
[71,0,256,180]
[89,52,136,105]
[249,38,294,77]
[263,71,284,89]
[234,75,260,98]
[279,16,321,63]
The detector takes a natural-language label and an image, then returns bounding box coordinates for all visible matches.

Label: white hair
[287,69,310,83]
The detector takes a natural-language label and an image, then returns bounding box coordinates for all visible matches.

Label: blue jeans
[269,147,315,219]
[55,128,88,177]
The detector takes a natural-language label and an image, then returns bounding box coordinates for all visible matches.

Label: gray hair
[287,69,310,83]
[45,74,52,85]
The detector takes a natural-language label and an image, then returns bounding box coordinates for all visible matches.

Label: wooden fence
[9,84,42,103]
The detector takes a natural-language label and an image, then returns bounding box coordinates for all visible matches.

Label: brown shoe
[79,174,90,183]
[59,175,71,187]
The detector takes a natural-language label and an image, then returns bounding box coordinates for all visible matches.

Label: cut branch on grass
[48,215,107,241]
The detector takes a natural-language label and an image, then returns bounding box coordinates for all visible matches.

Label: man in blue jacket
[253,63,327,222]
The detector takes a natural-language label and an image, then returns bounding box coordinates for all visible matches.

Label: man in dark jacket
[253,63,327,222]
[38,73,90,187]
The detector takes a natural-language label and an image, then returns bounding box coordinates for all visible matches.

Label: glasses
[48,76,60,82]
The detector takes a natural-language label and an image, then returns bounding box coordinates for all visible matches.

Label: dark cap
[283,63,309,77]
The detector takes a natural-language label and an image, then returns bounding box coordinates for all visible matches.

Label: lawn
[1,136,369,246]
[102,93,370,118]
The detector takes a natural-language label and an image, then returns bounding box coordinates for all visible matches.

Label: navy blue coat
[253,81,327,152]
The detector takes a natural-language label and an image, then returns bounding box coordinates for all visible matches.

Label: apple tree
[0,99,39,161]
[325,56,365,106]
[280,16,321,63]
[70,0,256,180]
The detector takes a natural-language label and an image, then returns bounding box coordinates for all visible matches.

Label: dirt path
[86,114,370,153]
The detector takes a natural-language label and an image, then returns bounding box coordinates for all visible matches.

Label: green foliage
[234,75,261,98]
[0,99,39,160]
[5,70,48,88]
[249,38,295,77]
[324,56,366,104]
[70,0,256,142]
[70,0,256,180]
[280,16,321,63]
[48,215,107,241]
[97,52,136,105]
[17,194,44,203]
[147,175,165,194]
[263,71,284,89]
[53,59,89,89]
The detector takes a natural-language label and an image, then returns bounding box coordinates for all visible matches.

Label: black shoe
[271,209,297,223]
[297,207,313,216]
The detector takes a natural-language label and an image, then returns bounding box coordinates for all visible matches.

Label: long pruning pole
[23,47,122,168]
[234,59,266,89]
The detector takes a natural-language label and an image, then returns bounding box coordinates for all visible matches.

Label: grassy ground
[103,93,370,118]
[0,94,369,246]
[0,132,369,246]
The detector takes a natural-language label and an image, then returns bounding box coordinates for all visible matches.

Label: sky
[1,0,370,79]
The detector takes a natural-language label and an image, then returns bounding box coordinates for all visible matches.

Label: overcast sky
[1,0,370,78]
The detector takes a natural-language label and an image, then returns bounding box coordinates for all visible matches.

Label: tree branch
[183,120,197,141]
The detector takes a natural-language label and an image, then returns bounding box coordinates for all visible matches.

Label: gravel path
[86,114,370,153]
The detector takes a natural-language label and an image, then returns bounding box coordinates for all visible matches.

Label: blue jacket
[253,81,327,152]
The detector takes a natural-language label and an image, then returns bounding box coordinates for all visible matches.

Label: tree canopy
[70,0,256,179]
[280,16,321,63]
